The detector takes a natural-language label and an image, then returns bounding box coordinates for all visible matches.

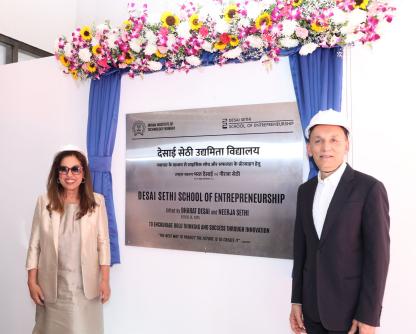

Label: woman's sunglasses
[58,165,83,175]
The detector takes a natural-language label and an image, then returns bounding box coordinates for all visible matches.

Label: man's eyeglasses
[58,165,83,175]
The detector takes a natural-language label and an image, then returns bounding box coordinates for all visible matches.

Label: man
[289,110,390,334]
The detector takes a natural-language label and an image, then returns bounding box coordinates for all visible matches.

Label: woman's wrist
[27,269,38,286]
[100,265,110,283]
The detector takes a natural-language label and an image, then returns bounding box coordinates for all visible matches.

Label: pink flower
[263,33,273,43]
[199,26,209,38]
[295,27,308,39]
[158,46,168,54]
[159,27,169,36]
[120,43,130,52]
[97,59,110,69]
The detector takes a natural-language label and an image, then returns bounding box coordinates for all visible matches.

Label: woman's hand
[27,269,44,305]
[28,281,44,305]
[99,265,111,303]
[99,280,111,304]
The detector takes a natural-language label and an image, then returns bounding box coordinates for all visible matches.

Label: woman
[26,145,111,334]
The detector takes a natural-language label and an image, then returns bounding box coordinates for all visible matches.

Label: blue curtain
[289,47,343,179]
[87,69,122,265]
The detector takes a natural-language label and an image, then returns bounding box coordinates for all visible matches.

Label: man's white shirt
[313,162,347,239]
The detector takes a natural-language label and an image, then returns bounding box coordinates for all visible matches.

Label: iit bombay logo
[132,120,146,136]
[222,118,228,129]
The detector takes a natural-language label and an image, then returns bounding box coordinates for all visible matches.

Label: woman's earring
[81,178,86,184]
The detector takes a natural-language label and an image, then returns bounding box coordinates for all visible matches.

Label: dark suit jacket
[291,164,390,331]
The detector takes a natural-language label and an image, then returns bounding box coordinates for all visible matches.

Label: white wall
[0,58,90,332]
[348,1,416,332]
[1,0,414,333]
[0,0,78,53]
[75,0,276,28]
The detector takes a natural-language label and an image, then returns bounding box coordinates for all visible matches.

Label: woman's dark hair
[46,150,97,219]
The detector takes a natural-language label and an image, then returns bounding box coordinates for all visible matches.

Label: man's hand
[348,319,376,334]
[289,304,306,334]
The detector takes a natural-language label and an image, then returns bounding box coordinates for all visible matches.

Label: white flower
[96,24,109,34]
[199,3,222,21]
[202,41,213,52]
[167,34,176,50]
[215,20,230,34]
[148,61,162,71]
[299,43,319,56]
[348,9,368,26]
[281,20,298,36]
[78,48,92,62]
[177,21,191,39]
[144,43,157,56]
[280,37,299,48]
[129,38,143,53]
[145,30,157,44]
[107,34,118,49]
[340,25,353,35]
[239,18,251,28]
[91,38,99,46]
[339,8,368,35]
[54,38,61,53]
[329,35,340,47]
[246,35,264,49]
[345,31,365,44]
[246,2,262,20]
[185,55,201,67]
[223,47,242,59]
[331,8,347,25]
[64,43,73,58]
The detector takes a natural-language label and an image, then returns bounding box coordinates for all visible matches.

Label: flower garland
[55,0,395,80]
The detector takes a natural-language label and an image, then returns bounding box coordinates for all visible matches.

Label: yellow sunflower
[155,50,167,58]
[125,52,135,65]
[353,0,369,10]
[292,0,303,7]
[123,20,133,31]
[80,26,92,41]
[255,13,272,30]
[189,14,202,31]
[224,4,238,23]
[230,35,239,47]
[87,63,97,73]
[59,55,70,67]
[92,45,103,56]
[311,20,329,33]
[214,41,227,51]
[70,70,78,80]
[161,11,180,28]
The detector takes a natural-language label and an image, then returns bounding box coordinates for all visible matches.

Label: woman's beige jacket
[26,193,111,303]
